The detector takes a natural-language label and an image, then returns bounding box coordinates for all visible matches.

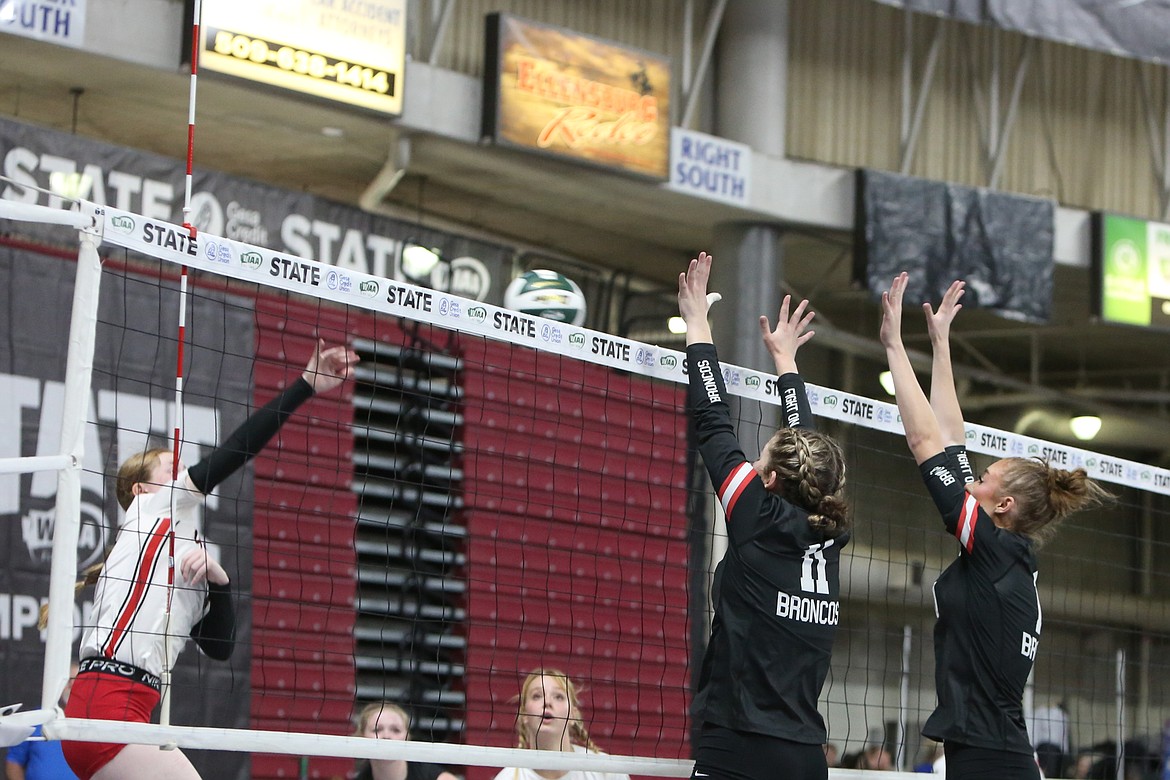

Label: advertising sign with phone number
[198,0,405,116]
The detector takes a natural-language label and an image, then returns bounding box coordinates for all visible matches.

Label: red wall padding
[247,299,693,778]
[250,298,360,780]
[459,338,692,777]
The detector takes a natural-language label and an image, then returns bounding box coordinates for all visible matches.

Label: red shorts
[62,666,161,780]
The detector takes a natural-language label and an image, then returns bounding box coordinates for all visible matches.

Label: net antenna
[159,0,204,731]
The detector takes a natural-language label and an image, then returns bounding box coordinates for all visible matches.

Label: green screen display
[1098,213,1170,328]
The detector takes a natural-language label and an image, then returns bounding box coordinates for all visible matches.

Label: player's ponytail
[37,558,106,631]
[1000,458,1113,547]
[808,493,851,538]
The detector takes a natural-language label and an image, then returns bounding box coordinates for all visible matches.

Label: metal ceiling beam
[1134,60,1170,219]
[427,0,456,65]
[680,0,728,128]
[988,38,1032,189]
[899,12,945,174]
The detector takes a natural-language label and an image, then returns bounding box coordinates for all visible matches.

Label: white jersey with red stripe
[80,471,210,678]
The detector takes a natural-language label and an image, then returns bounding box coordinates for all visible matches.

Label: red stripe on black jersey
[955,493,978,553]
[719,462,756,518]
[103,516,172,658]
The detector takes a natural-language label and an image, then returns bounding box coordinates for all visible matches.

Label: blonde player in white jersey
[63,340,357,780]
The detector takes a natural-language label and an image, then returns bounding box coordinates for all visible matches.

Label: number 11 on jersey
[800,540,835,595]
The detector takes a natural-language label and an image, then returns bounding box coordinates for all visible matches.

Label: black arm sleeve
[945,444,976,484]
[776,372,814,430]
[687,343,739,447]
[188,377,314,494]
[190,582,236,660]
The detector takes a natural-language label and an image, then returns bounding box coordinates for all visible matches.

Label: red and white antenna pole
[174,0,201,475]
[161,0,202,733]
[182,0,201,237]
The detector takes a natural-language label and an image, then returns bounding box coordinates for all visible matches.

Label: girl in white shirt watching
[493,670,630,780]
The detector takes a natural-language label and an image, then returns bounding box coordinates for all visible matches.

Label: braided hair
[761,428,850,537]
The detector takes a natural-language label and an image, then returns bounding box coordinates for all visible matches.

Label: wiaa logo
[467,306,487,323]
[239,251,263,270]
[358,279,379,297]
[744,375,761,388]
[109,215,134,234]
[568,333,585,348]
[19,490,110,569]
[660,355,677,368]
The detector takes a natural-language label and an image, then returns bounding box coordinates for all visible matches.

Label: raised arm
[924,280,967,447]
[760,295,817,429]
[187,339,359,495]
[678,251,720,345]
[759,295,815,377]
[880,273,944,464]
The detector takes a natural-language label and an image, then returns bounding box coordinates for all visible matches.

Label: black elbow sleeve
[190,582,236,661]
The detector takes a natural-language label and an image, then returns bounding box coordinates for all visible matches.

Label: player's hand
[302,339,360,394]
[924,280,965,345]
[759,295,815,367]
[180,546,229,586]
[879,272,909,349]
[677,252,722,322]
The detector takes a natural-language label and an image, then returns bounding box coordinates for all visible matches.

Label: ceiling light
[879,370,896,396]
[401,244,442,279]
[1069,415,1102,441]
[48,171,92,201]
[667,316,686,334]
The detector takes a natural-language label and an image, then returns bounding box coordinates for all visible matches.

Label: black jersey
[920,446,1040,755]
[687,343,848,745]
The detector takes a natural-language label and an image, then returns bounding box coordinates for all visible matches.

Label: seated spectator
[354,701,459,780]
[1072,743,1115,780]
[856,744,894,771]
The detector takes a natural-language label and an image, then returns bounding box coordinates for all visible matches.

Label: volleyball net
[2,200,1170,780]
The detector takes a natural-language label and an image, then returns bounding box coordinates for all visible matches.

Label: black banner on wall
[872,0,1170,67]
[855,169,1054,322]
